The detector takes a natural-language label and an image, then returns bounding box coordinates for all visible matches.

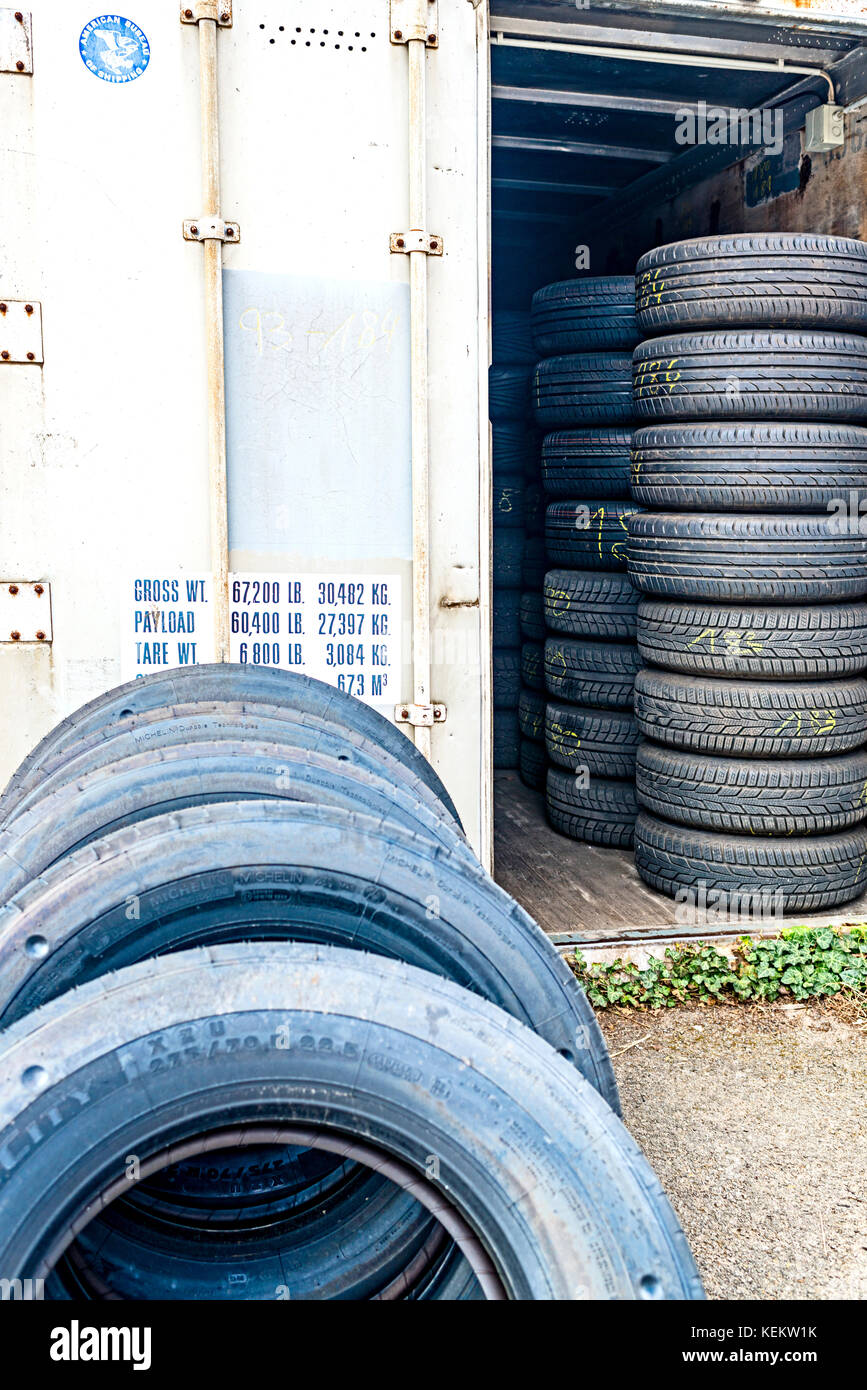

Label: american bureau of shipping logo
[79,15,150,83]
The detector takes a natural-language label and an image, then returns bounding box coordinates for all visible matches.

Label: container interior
[489,0,867,946]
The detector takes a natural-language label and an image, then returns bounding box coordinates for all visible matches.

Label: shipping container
[3,0,867,945]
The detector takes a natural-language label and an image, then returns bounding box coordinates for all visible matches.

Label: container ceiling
[490,0,867,242]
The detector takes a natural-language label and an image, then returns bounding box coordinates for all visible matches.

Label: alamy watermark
[675,100,783,158]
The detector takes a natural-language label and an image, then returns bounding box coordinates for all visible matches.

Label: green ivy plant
[570,926,867,1010]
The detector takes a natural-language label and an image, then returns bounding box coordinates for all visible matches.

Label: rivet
[430,240,438,250]
[184,8,193,17]
[396,238,405,248]
[10,631,20,641]
[0,305,6,314]
[16,60,24,70]
[226,227,234,236]
[190,225,198,236]
[428,34,436,43]
[25,304,33,314]
[8,585,18,595]
[34,584,43,595]
[394,28,402,38]
[35,630,45,641]
[401,708,409,718]
[14,12,23,21]
[26,352,34,361]
[221,10,230,20]
[1,352,9,361]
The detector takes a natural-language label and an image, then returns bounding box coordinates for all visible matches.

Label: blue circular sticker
[79,15,150,83]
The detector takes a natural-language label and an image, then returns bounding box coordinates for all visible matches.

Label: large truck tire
[518,688,546,743]
[493,589,522,647]
[634,668,867,757]
[546,500,641,571]
[533,353,634,428]
[542,428,633,498]
[493,476,526,529]
[1,666,459,827]
[636,742,867,836]
[546,768,638,848]
[627,512,867,603]
[546,702,639,779]
[635,812,867,914]
[0,740,470,908]
[630,422,867,511]
[494,530,524,589]
[521,641,545,693]
[0,704,457,830]
[492,421,536,477]
[492,310,535,365]
[545,637,641,710]
[544,569,639,640]
[489,364,531,421]
[493,649,522,709]
[636,599,867,680]
[0,943,702,1299]
[633,330,867,422]
[519,738,547,791]
[531,278,638,355]
[520,590,546,642]
[636,235,867,335]
[0,800,619,1110]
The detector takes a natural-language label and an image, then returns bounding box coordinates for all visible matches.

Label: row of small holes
[259,24,375,51]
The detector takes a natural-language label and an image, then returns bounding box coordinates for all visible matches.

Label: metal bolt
[430,240,438,250]
[394,29,402,39]
[9,632,20,642]
[16,60,24,70]
[428,34,436,43]
[8,586,18,596]
[190,225,198,236]
[35,630,45,641]
[0,305,6,314]
[401,708,409,719]
[396,238,405,248]
[26,352,34,360]
[1,352,9,361]
[221,10,230,20]
[25,304,33,315]
[184,8,193,17]
[14,12,23,21]
[226,227,234,236]
[34,585,43,596]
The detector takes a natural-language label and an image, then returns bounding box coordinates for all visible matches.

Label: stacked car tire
[491,312,537,771]
[531,278,643,847]
[630,234,867,915]
[0,664,703,1300]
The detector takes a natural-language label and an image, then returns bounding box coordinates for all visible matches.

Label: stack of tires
[629,234,867,916]
[491,311,537,771]
[0,664,703,1300]
[531,278,644,847]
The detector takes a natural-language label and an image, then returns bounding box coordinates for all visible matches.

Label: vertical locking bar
[407,33,432,759]
[186,8,231,662]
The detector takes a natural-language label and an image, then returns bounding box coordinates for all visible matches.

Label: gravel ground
[599,997,867,1300]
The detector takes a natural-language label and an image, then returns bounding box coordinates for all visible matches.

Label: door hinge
[0,582,52,643]
[0,299,43,363]
[0,8,31,73]
[390,0,438,47]
[389,231,443,255]
[180,1,232,25]
[394,702,447,727]
[183,218,240,243]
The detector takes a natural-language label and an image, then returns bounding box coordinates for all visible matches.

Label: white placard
[121,573,215,681]
[121,571,402,713]
[229,572,402,711]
